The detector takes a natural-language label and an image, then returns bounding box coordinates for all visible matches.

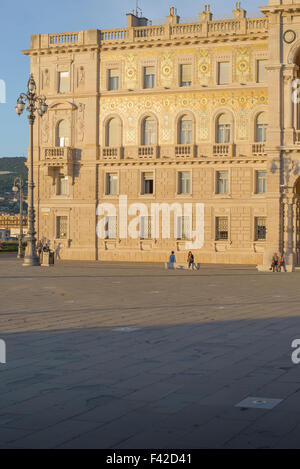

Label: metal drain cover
[236,397,283,410]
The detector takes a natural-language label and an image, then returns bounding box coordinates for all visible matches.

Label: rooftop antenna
[135,0,143,17]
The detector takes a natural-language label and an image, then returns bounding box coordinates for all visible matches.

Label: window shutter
[218,62,230,85]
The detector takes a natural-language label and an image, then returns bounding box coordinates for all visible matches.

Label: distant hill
[0,157,28,214]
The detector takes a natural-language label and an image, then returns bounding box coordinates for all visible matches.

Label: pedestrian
[278,253,287,273]
[270,252,279,272]
[169,251,176,267]
[55,243,61,260]
[187,251,195,270]
[37,240,42,257]
[43,242,50,253]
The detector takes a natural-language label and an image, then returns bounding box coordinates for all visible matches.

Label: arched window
[255,112,268,143]
[56,120,70,147]
[216,114,231,143]
[142,117,156,146]
[106,117,121,147]
[179,115,193,145]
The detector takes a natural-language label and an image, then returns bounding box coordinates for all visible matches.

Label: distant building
[0,214,28,232]
[22,0,300,270]
[0,229,10,241]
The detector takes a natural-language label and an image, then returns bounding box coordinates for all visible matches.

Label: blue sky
[0,0,263,157]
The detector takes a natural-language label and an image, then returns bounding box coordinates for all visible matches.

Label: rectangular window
[140,216,152,239]
[56,216,68,239]
[104,216,117,239]
[256,171,267,194]
[178,172,191,194]
[144,66,155,89]
[57,175,69,196]
[216,217,229,241]
[106,173,118,195]
[257,60,267,83]
[142,172,154,195]
[180,64,192,87]
[58,72,70,93]
[255,217,267,241]
[218,62,230,85]
[176,216,192,240]
[108,69,119,91]
[216,171,229,194]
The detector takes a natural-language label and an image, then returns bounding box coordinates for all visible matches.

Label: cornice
[23,33,269,58]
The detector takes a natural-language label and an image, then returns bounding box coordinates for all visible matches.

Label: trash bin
[49,251,55,265]
[41,251,54,267]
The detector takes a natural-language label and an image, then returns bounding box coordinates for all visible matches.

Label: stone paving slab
[1,253,300,448]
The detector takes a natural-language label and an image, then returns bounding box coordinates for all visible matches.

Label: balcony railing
[252,143,266,155]
[175,144,196,158]
[49,33,79,46]
[102,147,123,160]
[101,29,127,41]
[213,144,234,157]
[44,147,74,164]
[138,145,159,159]
[295,131,300,144]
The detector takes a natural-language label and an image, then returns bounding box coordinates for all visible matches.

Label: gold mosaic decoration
[100,89,268,145]
[233,47,252,83]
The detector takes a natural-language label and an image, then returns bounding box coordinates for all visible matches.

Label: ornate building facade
[22,0,300,269]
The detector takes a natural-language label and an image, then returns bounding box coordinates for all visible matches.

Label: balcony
[175,144,196,158]
[252,143,266,156]
[138,145,159,159]
[213,144,234,158]
[43,147,74,166]
[295,131,300,145]
[102,147,123,160]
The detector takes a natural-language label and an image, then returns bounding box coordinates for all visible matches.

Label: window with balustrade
[178,115,193,145]
[216,114,231,143]
[256,171,267,194]
[255,112,268,142]
[142,117,156,146]
[56,120,70,147]
[105,117,121,147]
[255,217,267,241]
[216,217,229,241]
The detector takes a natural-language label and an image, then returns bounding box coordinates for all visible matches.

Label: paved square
[1,253,300,449]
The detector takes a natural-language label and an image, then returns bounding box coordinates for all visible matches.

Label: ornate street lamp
[16,75,47,266]
[12,176,25,259]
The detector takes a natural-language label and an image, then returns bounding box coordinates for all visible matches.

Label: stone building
[22,0,300,269]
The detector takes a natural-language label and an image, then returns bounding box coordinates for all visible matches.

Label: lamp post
[16,74,48,266]
[12,176,24,259]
